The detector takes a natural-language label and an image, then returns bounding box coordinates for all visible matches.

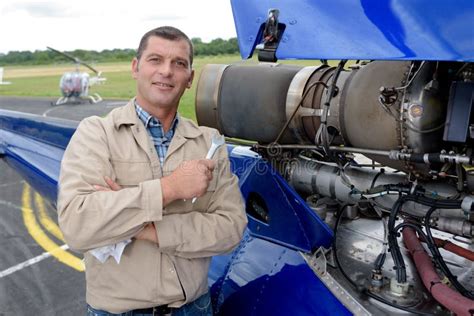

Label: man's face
[132,36,194,111]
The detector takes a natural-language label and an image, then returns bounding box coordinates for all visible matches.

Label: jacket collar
[114,99,202,139]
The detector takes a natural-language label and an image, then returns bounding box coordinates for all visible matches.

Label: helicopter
[47,46,106,105]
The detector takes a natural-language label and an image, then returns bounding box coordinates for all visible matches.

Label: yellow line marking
[34,192,65,242]
[22,184,84,272]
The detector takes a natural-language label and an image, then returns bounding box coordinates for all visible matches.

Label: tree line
[0,38,239,65]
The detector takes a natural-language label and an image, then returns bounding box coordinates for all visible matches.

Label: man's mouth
[153,82,174,88]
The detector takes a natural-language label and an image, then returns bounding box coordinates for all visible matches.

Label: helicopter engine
[196,60,474,314]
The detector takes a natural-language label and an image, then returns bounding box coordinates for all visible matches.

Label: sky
[0,0,237,54]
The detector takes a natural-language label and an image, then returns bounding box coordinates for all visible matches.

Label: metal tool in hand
[191,134,225,203]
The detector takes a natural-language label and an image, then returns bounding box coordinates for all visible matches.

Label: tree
[0,37,240,65]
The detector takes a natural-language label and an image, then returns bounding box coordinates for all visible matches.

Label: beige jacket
[57,100,247,313]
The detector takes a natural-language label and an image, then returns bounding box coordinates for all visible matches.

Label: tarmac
[0,96,125,315]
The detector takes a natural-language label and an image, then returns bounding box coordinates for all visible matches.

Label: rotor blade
[46,46,79,64]
[77,60,99,75]
[46,46,100,75]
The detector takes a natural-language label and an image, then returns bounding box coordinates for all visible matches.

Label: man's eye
[176,61,187,67]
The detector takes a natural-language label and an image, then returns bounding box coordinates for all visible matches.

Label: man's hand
[93,176,159,245]
[93,176,122,191]
[134,223,158,244]
[161,159,215,205]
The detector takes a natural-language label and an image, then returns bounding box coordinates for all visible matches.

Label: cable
[395,61,426,91]
[314,60,347,155]
[373,217,388,270]
[363,290,433,315]
[388,194,459,283]
[394,222,429,242]
[332,206,434,315]
[370,169,385,189]
[273,80,328,144]
[387,194,474,298]
[388,196,407,282]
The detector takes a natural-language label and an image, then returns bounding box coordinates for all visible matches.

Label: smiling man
[57,26,247,316]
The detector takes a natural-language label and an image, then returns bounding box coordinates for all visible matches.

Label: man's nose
[158,62,172,77]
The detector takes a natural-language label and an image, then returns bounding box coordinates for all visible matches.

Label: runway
[0,96,126,315]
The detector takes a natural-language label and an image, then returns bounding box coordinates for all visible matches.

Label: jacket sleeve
[155,144,247,259]
[57,118,163,253]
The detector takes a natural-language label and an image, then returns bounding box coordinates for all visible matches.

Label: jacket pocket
[110,160,152,186]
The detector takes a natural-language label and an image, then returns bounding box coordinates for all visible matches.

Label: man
[58,26,247,315]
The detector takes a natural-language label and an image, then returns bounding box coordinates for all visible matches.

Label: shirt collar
[134,100,179,135]
[115,99,202,139]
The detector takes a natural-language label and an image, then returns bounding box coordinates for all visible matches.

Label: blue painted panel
[0,110,76,205]
[231,0,474,61]
[0,109,77,149]
[0,129,63,204]
[211,231,351,315]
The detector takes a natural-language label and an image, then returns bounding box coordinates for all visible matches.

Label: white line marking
[42,105,67,117]
[104,101,126,106]
[0,180,23,188]
[0,199,23,211]
[0,244,70,278]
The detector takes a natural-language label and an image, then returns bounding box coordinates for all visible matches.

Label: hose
[420,236,474,261]
[403,227,474,316]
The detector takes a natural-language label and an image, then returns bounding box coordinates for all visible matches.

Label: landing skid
[52,94,103,106]
[88,93,102,104]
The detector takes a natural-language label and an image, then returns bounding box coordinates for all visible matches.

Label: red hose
[418,235,474,261]
[403,227,474,316]
[434,237,474,262]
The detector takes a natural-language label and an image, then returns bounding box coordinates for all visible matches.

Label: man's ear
[187,69,195,89]
[131,57,139,79]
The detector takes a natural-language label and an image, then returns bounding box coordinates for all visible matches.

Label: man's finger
[104,176,122,191]
[200,159,216,172]
[94,185,111,191]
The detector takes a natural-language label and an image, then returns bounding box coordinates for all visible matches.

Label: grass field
[0,55,328,121]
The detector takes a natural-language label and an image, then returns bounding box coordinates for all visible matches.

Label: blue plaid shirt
[134,102,179,166]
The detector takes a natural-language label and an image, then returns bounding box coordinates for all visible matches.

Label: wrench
[191,134,225,203]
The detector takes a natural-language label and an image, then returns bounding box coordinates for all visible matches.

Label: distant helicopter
[47,47,106,105]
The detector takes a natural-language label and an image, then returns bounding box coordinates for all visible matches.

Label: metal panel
[231,0,474,61]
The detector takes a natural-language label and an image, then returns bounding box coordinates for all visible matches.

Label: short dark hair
[136,26,193,66]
